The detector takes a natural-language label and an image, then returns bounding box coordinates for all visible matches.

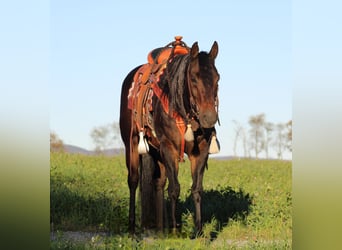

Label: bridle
[186,59,220,126]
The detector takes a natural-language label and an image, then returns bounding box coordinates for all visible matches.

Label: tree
[232,120,243,158]
[272,123,287,160]
[263,122,274,159]
[90,122,123,154]
[232,120,249,158]
[285,120,292,152]
[248,113,265,159]
[241,125,249,158]
[50,132,64,152]
[110,122,122,149]
[90,125,111,154]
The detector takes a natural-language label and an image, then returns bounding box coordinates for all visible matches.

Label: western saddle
[127,36,190,158]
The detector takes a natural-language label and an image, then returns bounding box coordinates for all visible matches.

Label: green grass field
[50,152,292,249]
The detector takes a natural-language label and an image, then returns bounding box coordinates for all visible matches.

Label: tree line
[232,113,291,160]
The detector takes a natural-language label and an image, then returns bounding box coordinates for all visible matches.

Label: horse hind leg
[154,161,166,232]
[140,153,158,230]
[126,136,140,234]
[141,147,167,233]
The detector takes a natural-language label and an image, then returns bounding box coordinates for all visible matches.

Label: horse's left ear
[190,42,199,59]
[209,41,219,59]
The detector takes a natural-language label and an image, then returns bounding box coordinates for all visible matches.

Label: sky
[49,0,292,159]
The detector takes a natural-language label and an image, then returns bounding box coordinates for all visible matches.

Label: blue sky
[49,0,292,158]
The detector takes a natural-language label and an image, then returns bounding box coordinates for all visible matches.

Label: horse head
[188,41,220,128]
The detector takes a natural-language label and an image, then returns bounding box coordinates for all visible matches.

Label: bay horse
[120,37,220,234]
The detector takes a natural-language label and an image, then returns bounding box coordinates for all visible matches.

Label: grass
[50,152,292,249]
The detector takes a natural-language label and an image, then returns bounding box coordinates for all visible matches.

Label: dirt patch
[50,231,109,243]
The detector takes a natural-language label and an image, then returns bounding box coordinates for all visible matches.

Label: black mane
[159,54,190,120]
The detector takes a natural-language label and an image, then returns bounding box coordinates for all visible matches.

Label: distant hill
[63,145,92,155]
[210,155,237,160]
[63,144,123,156]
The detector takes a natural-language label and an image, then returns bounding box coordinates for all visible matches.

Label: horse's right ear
[190,42,199,58]
[209,41,219,60]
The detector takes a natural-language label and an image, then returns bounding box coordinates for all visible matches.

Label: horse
[119,37,220,234]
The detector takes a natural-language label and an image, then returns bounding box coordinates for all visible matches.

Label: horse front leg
[160,140,180,231]
[169,176,180,231]
[189,154,208,233]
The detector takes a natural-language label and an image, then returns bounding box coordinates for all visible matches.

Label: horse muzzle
[199,110,218,128]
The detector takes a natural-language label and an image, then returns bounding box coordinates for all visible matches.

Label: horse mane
[160,54,190,119]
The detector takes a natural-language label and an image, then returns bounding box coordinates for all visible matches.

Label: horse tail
[139,153,156,229]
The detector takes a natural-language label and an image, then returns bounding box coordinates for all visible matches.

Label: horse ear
[190,42,199,58]
[209,41,219,59]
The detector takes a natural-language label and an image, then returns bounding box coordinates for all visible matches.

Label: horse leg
[167,165,180,231]
[189,154,208,233]
[154,162,166,232]
[126,136,140,234]
[160,140,180,231]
